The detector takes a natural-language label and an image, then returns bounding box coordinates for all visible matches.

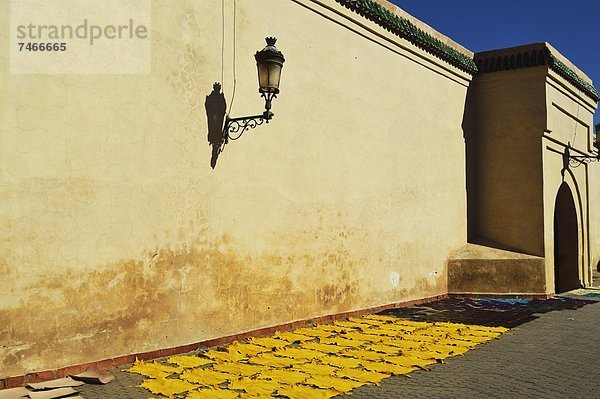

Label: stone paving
[78,292,600,399]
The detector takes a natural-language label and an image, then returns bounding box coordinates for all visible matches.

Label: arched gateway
[554,182,580,293]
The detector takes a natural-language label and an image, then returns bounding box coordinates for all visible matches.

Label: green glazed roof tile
[545,49,600,101]
[334,0,478,74]
[474,45,599,101]
[335,0,599,101]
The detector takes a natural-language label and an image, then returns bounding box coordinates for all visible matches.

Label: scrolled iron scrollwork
[225,115,266,141]
[569,156,600,168]
[562,143,600,177]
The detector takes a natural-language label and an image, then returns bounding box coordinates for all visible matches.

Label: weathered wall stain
[0,220,446,377]
[0,233,362,375]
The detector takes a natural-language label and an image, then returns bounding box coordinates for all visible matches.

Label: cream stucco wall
[0,0,471,376]
[544,68,598,290]
[458,44,598,296]
[592,138,600,275]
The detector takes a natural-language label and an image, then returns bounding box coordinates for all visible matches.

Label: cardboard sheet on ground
[33,397,83,399]
[0,386,29,399]
[26,387,78,399]
[70,368,115,384]
[26,377,84,390]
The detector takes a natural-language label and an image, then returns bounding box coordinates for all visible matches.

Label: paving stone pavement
[78,293,600,399]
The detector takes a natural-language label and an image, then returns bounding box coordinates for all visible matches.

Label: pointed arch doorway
[554,182,580,293]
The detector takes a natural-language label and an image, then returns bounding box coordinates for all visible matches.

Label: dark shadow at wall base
[467,236,537,257]
[380,296,596,328]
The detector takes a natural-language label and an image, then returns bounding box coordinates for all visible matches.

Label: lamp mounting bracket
[222,92,277,141]
[561,142,600,178]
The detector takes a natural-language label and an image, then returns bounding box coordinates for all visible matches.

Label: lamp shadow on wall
[205,82,228,169]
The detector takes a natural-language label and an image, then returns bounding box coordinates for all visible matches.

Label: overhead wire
[221,0,225,87]
[227,0,238,117]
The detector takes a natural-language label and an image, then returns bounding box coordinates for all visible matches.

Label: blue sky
[389,0,599,125]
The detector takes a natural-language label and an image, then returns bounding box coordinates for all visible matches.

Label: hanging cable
[572,103,580,144]
[221,0,225,87]
[227,0,238,117]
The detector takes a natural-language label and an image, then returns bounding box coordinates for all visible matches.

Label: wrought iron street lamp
[559,124,600,180]
[223,37,285,140]
[563,140,600,169]
[561,138,600,178]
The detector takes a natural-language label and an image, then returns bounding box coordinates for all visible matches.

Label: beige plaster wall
[591,148,600,276]
[465,57,598,295]
[544,70,598,290]
[0,0,471,376]
[591,116,600,275]
[540,144,588,292]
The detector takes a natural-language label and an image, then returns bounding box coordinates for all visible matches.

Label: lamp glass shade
[255,37,285,94]
[257,61,282,93]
